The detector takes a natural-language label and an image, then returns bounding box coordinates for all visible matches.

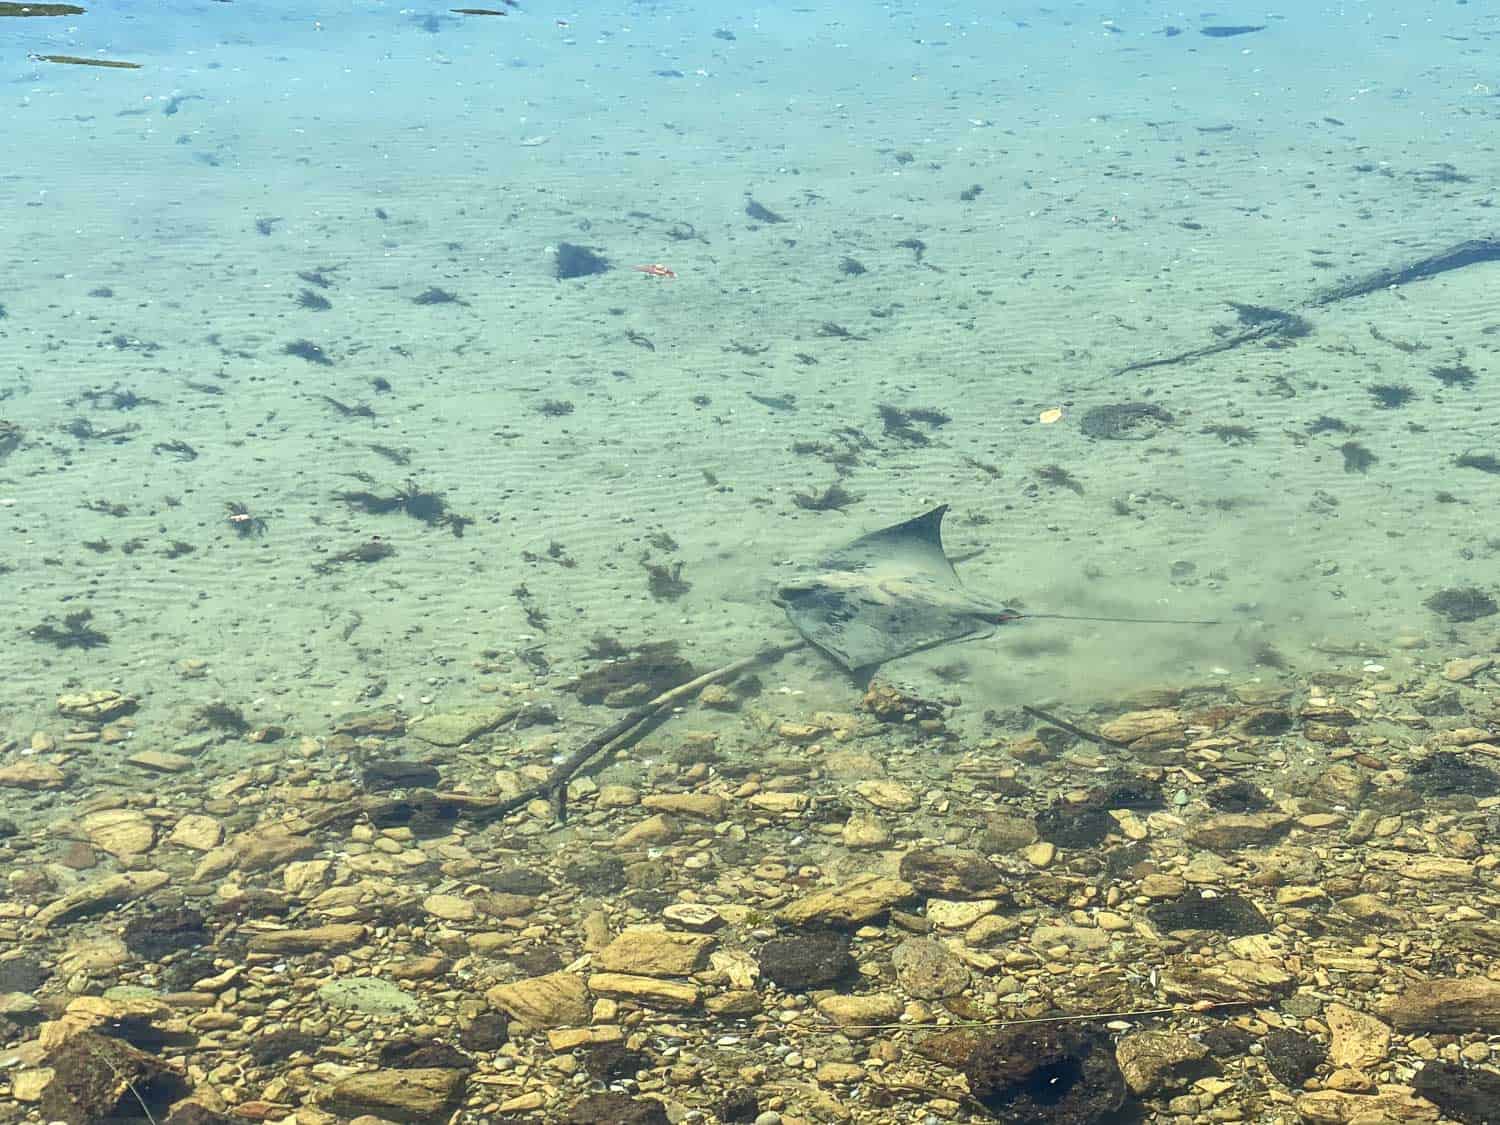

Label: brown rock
[594,930,714,977]
[81,808,155,859]
[0,761,67,790]
[486,971,590,1029]
[36,870,170,929]
[320,1068,466,1124]
[639,793,727,820]
[891,937,969,1000]
[778,874,916,928]
[587,973,701,1010]
[56,690,138,722]
[1099,708,1184,745]
[899,848,1008,900]
[1115,1030,1209,1095]
[1376,978,1500,1033]
[1184,813,1293,852]
[246,923,367,955]
[39,1030,185,1124]
[1324,1003,1392,1070]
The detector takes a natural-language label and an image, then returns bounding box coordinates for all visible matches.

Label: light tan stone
[779,874,914,928]
[36,870,169,929]
[614,813,678,848]
[125,749,193,773]
[641,793,727,820]
[56,690,137,721]
[1325,1003,1391,1070]
[0,761,66,790]
[246,923,367,955]
[485,971,589,1029]
[587,972,700,1010]
[81,808,154,859]
[815,993,902,1037]
[594,929,715,977]
[166,813,223,851]
[283,859,331,895]
[320,1067,466,1122]
[422,894,478,922]
[854,779,918,811]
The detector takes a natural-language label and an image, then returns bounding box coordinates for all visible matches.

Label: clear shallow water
[1,0,1497,735]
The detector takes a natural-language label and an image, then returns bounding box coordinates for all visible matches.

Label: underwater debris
[0,420,21,459]
[193,700,251,735]
[1307,415,1351,435]
[1339,441,1377,474]
[643,557,691,600]
[29,52,141,68]
[82,386,159,411]
[1,4,86,14]
[1424,587,1498,623]
[1201,423,1257,445]
[1080,401,1173,441]
[838,257,867,276]
[413,287,467,306]
[1430,363,1477,388]
[624,330,655,351]
[82,499,130,517]
[536,399,575,417]
[959,184,984,201]
[297,289,331,311]
[225,501,267,537]
[569,641,696,706]
[312,537,395,575]
[745,198,785,224]
[793,483,860,512]
[297,267,339,289]
[333,479,474,536]
[30,610,108,649]
[283,340,333,366]
[151,440,198,463]
[555,242,609,279]
[1368,383,1415,409]
[1035,464,1085,494]
[816,321,867,340]
[320,396,376,418]
[748,392,797,413]
[879,404,949,445]
[1200,25,1265,37]
[1456,451,1500,475]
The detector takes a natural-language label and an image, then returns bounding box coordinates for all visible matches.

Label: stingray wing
[777,506,1016,671]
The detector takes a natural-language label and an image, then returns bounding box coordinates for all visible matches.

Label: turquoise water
[3,1,1498,735]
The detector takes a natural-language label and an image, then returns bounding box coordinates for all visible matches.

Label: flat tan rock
[125,749,193,773]
[0,761,66,790]
[422,894,477,922]
[1294,1085,1438,1124]
[1099,708,1183,744]
[614,813,678,848]
[815,993,902,1037]
[779,874,915,928]
[408,706,516,747]
[320,1067,466,1123]
[640,792,727,819]
[246,923,367,955]
[167,813,223,851]
[586,972,700,1010]
[486,971,589,1029]
[81,808,155,859]
[594,929,714,977]
[1183,813,1293,852]
[854,779,918,811]
[36,870,170,929]
[56,690,138,722]
[1324,1002,1392,1069]
[1377,977,1500,1032]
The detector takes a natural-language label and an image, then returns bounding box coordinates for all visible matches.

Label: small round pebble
[754,1113,782,1125]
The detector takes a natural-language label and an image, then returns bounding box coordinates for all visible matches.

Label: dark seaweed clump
[1368,383,1415,409]
[793,483,859,512]
[879,404,950,445]
[1339,441,1376,474]
[1456,451,1500,474]
[1430,363,1476,389]
[283,340,333,366]
[30,610,109,649]
[1423,586,1497,623]
[334,480,473,536]
[193,701,251,735]
[555,243,609,279]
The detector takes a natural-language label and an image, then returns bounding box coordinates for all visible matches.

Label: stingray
[775,505,1217,672]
